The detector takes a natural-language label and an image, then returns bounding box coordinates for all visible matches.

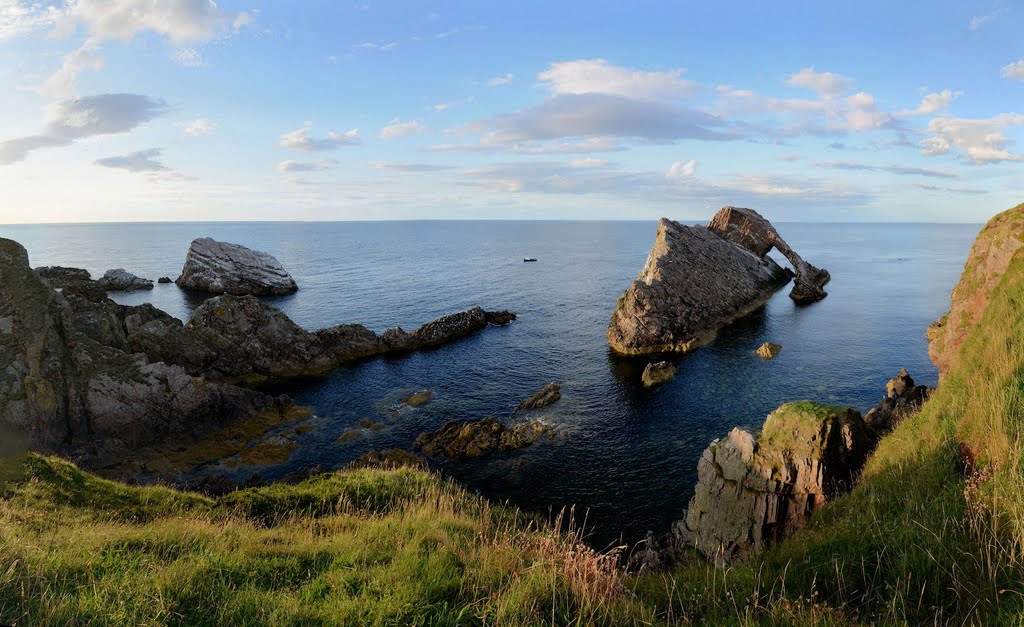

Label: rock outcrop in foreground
[642,361,676,387]
[609,207,828,355]
[929,203,1024,376]
[674,402,873,565]
[176,237,298,295]
[1,238,290,461]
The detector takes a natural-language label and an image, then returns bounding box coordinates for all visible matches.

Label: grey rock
[642,361,676,387]
[864,368,932,435]
[158,276,172,284]
[674,402,873,565]
[609,207,828,355]
[176,237,298,295]
[98,268,154,291]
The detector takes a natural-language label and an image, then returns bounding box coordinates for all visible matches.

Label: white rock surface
[175,237,297,295]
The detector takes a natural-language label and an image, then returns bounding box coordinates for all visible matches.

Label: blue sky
[1,0,1022,223]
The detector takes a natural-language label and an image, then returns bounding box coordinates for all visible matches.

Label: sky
[1,1,1023,223]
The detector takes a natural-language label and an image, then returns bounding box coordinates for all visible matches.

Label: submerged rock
[176,237,298,295]
[402,390,433,407]
[609,208,818,356]
[98,268,154,292]
[755,342,782,359]
[674,402,873,565]
[414,417,551,459]
[864,368,932,435]
[641,361,676,387]
[516,383,561,411]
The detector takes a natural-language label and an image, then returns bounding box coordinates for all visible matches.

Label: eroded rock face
[929,203,1024,376]
[864,369,932,435]
[1,238,286,459]
[708,207,830,304]
[642,362,676,387]
[517,383,561,411]
[609,216,793,355]
[98,268,153,291]
[176,237,298,295]
[674,402,873,565]
[414,418,551,459]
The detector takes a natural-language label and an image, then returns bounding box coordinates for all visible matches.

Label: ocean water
[1,221,980,548]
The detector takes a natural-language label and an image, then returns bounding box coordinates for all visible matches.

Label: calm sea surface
[0,221,980,548]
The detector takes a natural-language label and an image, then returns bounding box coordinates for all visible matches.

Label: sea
[1,221,980,549]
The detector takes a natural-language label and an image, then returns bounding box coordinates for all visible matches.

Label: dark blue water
[0,221,979,548]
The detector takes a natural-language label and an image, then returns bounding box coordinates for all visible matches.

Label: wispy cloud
[279,123,361,151]
[379,118,426,139]
[487,73,514,86]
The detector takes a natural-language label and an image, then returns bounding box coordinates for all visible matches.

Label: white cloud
[279,123,361,151]
[0,93,170,164]
[172,48,207,68]
[184,118,216,135]
[355,41,396,51]
[920,113,1024,164]
[487,73,514,86]
[41,43,105,98]
[899,89,961,116]
[569,157,609,169]
[0,0,60,41]
[276,158,337,173]
[94,148,169,172]
[1002,60,1024,83]
[666,159,697,179]
[814,160,957,179]
[371,161,456,172]
[785,67,853,99]
[538,59,697,100]
[42,0,251,96]
[840,92,891,131]
[970,7,1007,30]
[379,118,426,139]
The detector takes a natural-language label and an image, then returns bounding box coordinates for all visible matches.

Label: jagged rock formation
[864,369,932,435]
[755,342,782,359]
[642,361,676,387]
[414,418,551,459]
[929,203,1024,376]
[516,383,561,411]
[708,207,830,304]
[126,296,516,382]
[2,238,289,460]
[609,207,828,355]
[98,268,153,291]
[176,237,298,295]
[674,402,873,565]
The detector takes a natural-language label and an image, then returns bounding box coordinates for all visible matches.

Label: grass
[5,206,1024,624]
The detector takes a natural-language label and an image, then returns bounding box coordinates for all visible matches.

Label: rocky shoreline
[0,236,516,483]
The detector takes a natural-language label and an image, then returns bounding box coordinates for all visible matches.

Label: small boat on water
[523,257,538,262]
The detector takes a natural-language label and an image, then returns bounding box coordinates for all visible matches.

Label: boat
[523,257,538,262]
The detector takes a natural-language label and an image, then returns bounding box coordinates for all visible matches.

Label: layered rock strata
[176,237,298,295]
[674,402,873,565]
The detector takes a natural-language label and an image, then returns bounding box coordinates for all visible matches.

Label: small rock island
[608,206,829,356]
[176,237,298,295]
